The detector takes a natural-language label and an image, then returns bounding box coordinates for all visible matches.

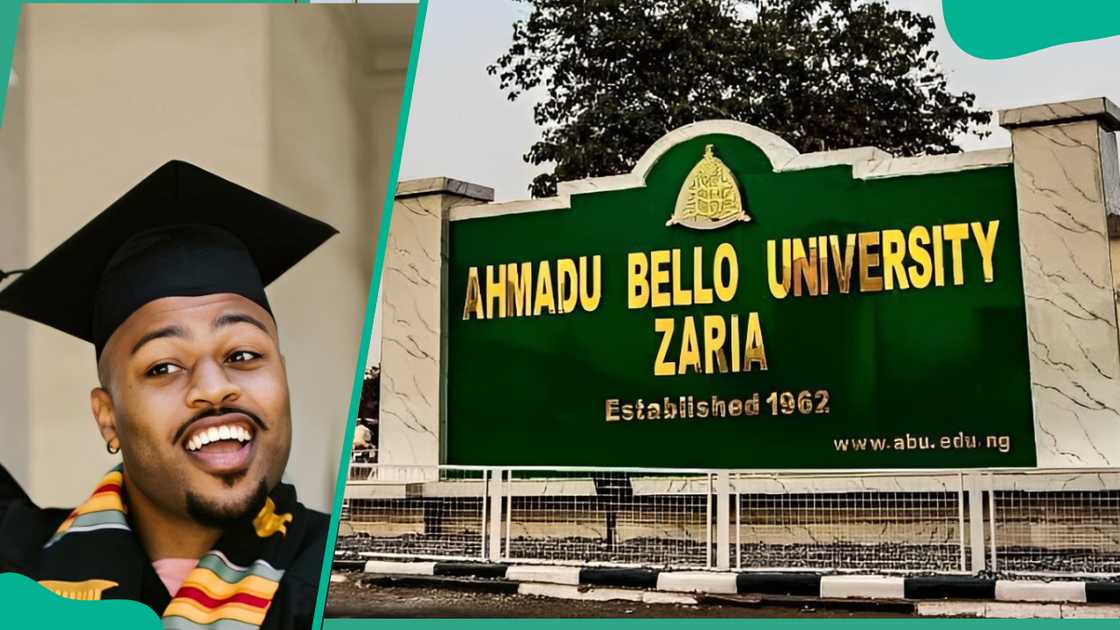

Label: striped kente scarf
[36,465,305,629]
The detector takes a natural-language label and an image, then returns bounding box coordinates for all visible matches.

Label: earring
[106,438,120,455]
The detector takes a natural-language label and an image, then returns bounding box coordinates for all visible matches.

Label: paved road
[325,580,912,618]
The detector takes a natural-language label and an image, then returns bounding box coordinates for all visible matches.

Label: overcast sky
[400,0,1120,202]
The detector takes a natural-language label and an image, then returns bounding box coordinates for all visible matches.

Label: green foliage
[489,0,991,197]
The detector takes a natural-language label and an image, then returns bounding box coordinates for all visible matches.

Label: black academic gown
[0,464,328,630]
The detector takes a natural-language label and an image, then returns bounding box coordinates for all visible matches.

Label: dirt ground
[325,579,912,618]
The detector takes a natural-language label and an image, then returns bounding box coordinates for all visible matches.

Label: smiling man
[0,160,337,630]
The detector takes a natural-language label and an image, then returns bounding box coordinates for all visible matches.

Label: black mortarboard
[0,160,338,357]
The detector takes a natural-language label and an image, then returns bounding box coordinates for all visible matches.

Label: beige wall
[0,4,414,511]
[0,12,28,495]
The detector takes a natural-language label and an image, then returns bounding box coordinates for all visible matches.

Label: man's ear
[90,387,119,446]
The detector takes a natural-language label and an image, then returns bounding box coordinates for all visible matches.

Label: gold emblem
[38,579,119,601]
[667,144,749,230]
[253,497,293,538]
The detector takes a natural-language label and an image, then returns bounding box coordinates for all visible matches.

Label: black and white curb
[346,560,1120,608]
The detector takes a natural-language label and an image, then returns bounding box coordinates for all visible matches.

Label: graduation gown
[0,464,327,630]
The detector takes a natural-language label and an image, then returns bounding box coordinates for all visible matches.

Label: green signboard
[446,127,1035,468]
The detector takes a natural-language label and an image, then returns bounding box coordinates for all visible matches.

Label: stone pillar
[1000,97,1120,467]
[379,178,493,466]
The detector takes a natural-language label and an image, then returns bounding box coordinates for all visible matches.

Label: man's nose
[187,357,241,408]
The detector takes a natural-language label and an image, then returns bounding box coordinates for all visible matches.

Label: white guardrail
[336,464,1120,577]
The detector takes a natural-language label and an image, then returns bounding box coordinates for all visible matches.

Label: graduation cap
[0,160,338,357]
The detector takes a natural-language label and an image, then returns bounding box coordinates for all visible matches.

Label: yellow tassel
[38,579,118,601]
[252,497,293,538]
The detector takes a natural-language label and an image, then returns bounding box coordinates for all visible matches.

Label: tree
[489,0,991,198]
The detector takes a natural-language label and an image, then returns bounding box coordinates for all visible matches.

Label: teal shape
[0,0,18,126]
[0,572,162,628]
[943,0,1120,59]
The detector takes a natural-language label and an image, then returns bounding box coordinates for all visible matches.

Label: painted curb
[342,559,1119,605]
[506,565,582,586]
[736,572,820,597]
[519,582,698,605]
[994,580,1086,603]
[1085,582,1120,604]
[362,560,437,576]
[820,575,905,600]
[433,562,510,579]
[656,571,738,595]
[581,567,660,589]
[905,575,995,600]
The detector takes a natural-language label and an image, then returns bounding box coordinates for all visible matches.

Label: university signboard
[444,122,1038,468]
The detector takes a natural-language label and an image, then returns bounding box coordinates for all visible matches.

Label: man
[350,421,375,465]
[352,422,373,451]
[0,160,337,629]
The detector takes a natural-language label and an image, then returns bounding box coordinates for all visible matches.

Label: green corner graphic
[943,0,1120,59]
[0,1,20,126]
[0,572,162,628]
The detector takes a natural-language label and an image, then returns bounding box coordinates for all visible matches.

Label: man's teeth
[186,425,253,451]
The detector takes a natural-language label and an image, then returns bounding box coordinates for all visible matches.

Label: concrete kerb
[656,571,738,594]
[338,559,1120,608]
[363,560,437,575]
[506,565,583,585]
[995,580,1087,603]
[820,575,905,599]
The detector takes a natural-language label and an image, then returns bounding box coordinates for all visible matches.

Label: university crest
[667,144,750,230]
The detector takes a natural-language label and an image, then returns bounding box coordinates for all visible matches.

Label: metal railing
[337,464,1120,576]
[502,469,714,568]
[730,471,967,573]
[987,469,1120,576]
[338,467,487,561]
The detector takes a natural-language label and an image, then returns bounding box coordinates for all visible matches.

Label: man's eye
[146,363,183,377]
[227,350,261,363]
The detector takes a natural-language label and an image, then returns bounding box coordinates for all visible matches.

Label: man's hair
[96,355,113,392]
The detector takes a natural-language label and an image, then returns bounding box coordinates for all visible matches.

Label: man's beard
[185,477,270,528]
